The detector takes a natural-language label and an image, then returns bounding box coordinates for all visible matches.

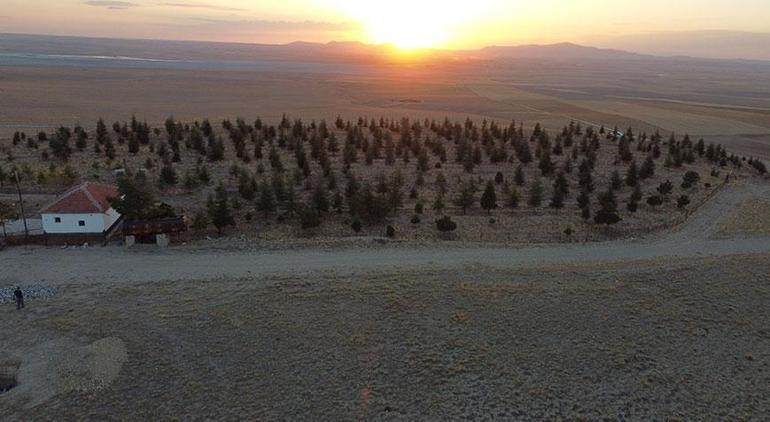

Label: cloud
[160,2,247,12]
[84,1,139,9]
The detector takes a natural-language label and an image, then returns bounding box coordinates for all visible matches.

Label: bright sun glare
[337,0,494,50]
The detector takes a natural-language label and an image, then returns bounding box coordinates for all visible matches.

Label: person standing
[14,286,24,310]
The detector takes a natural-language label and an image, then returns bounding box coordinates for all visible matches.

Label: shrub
[681,171,700,189]
[677,195,691,209]
[435,215,457,232]
[414,201,424,215]
[751,159,767,174]
[351,219,363,233]
[494,171,504,185]
[647,195,663,207]
[657,180,673,196]
[411,215,421,224]
[386,225,396,238]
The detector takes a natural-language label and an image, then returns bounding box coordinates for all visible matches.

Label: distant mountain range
[0,32,767,64]
[471,43,645,60]
[590,30,770,61]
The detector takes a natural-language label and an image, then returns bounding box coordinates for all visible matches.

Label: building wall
[103,208,121,231]
[42,213,106,234]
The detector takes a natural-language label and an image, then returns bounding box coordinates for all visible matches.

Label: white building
[40,182,121,235]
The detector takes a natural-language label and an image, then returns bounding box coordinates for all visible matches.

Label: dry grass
[2,253,769,419]
[2,60,769,158]
[718,199,770,235]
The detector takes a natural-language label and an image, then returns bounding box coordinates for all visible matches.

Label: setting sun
[335,0,495,49]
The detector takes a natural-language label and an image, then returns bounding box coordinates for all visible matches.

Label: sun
[336,0,483,50]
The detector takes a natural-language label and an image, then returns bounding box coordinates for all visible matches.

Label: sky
[1,0,770,50]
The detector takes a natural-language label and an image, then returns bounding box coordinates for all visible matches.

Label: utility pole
[13,171,28,239]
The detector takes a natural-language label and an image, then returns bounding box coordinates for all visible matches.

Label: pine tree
[625,161,638,187]
[538,148,554,176]
[128,134,140,154]
[272,172,286,202]
[480,180,497,214]
[553,172,569,195]
[454,180,476,214]
[610,170,623,190]
[159,162,178,186]
[594,189,621,227]
[417,148,430,172]
[435,171,448,194]
[578,159,594,192]
[387,171,405,215]
[208,183,235,235]
[627,184,642,212]
[96,118,109,145]
[208,137,225,161]
[514,165,526,186]
[550,185,565,209]
[577,188,590,211]
[109,176,156,221]
[506,186,520,210]
[285,182,298,216]
[311,178,330,216]
[327,132,339,156]
[256,180,276,216]
[639,155,655,179]
[527,178,544,207]
[432,193,446,214]
[75,131,88,151]
[268,146,283,171]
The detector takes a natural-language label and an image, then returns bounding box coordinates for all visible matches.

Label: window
[78,220,86,227]
[54,217,61,223]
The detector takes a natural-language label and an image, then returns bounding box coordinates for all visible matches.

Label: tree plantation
[1,114,764,242]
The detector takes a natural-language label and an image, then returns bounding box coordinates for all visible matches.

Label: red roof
[40,182,119,214]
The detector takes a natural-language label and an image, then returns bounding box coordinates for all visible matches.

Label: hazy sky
[1,0,769,49]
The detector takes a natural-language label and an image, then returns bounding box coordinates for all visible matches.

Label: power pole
[13,171,28,239]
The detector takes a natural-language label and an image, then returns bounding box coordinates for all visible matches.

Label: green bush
[647,195,663,207]
[436,215,457,232]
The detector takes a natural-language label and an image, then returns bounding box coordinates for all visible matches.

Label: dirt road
[2,178,768,286]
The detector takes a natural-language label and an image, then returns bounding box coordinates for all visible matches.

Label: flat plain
[2,52,770,160]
